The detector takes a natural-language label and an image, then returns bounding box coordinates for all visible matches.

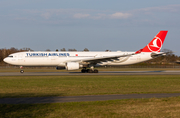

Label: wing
[66,53,135,64]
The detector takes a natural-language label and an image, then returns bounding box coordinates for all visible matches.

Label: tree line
[0,47,179,65]
[145,49,180,64]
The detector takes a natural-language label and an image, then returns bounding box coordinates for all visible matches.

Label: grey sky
[0,0,180,55]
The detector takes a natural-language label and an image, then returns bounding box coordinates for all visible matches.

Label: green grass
[1,75,180,98]
[1,97,180,118]
[1,75,180,118]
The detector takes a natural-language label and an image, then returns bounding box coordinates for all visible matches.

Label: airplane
[3,30,168,73]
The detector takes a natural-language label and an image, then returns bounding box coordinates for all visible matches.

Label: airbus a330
[3,31,168,73]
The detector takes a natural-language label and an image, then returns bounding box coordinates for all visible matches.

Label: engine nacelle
[56,66,66,70]
[66,62,80,70]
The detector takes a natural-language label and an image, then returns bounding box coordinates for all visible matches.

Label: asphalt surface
[0,70,180,76]
[1,93,180,104]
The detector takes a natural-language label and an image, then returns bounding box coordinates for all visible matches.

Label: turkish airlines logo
[147,37,162,52]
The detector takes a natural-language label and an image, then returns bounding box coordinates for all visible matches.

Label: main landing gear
[81,67,99,73]
[20,66,24,73]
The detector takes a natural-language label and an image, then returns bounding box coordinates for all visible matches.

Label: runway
[0,70,180,76]
[1,93,180,104]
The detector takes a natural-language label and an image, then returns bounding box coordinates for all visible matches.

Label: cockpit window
[8,55,13,58]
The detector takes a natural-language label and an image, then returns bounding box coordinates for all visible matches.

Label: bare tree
[83,48,89,52]
[60,48,66,51]
[162,49,174,56]
[68,49,77,51]
[20,47,33,51]
[162,49,177,63]
[46,49,51,51]
[105,50,111,52]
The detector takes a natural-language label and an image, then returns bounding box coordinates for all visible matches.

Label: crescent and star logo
[147,37,162,52]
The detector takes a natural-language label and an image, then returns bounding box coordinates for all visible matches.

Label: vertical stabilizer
[135,31,168,54]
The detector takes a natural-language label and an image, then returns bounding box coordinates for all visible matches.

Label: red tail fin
[135,31,168,54]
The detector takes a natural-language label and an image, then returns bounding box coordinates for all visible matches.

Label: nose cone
[3,58,8,63]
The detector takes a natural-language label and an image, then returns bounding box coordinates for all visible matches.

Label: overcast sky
[0,0,180,55]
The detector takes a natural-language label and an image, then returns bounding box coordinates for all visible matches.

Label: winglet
[135,31,168,54]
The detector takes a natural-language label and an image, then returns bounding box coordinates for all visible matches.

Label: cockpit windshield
[8,55,13,58]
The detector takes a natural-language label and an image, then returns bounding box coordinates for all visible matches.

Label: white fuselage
[3,30,168,72]
[4,51,153,67]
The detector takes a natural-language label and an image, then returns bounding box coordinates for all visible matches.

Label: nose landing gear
[20,66,24,73]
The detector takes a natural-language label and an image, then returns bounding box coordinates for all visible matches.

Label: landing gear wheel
[81,68,99,73]
[81,69,86,73]
[88,69,93,73]
[87,69,90,73]
[20,70,24,73]
[94,69,98,73]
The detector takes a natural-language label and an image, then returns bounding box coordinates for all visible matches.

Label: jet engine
[66,62,80,70]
